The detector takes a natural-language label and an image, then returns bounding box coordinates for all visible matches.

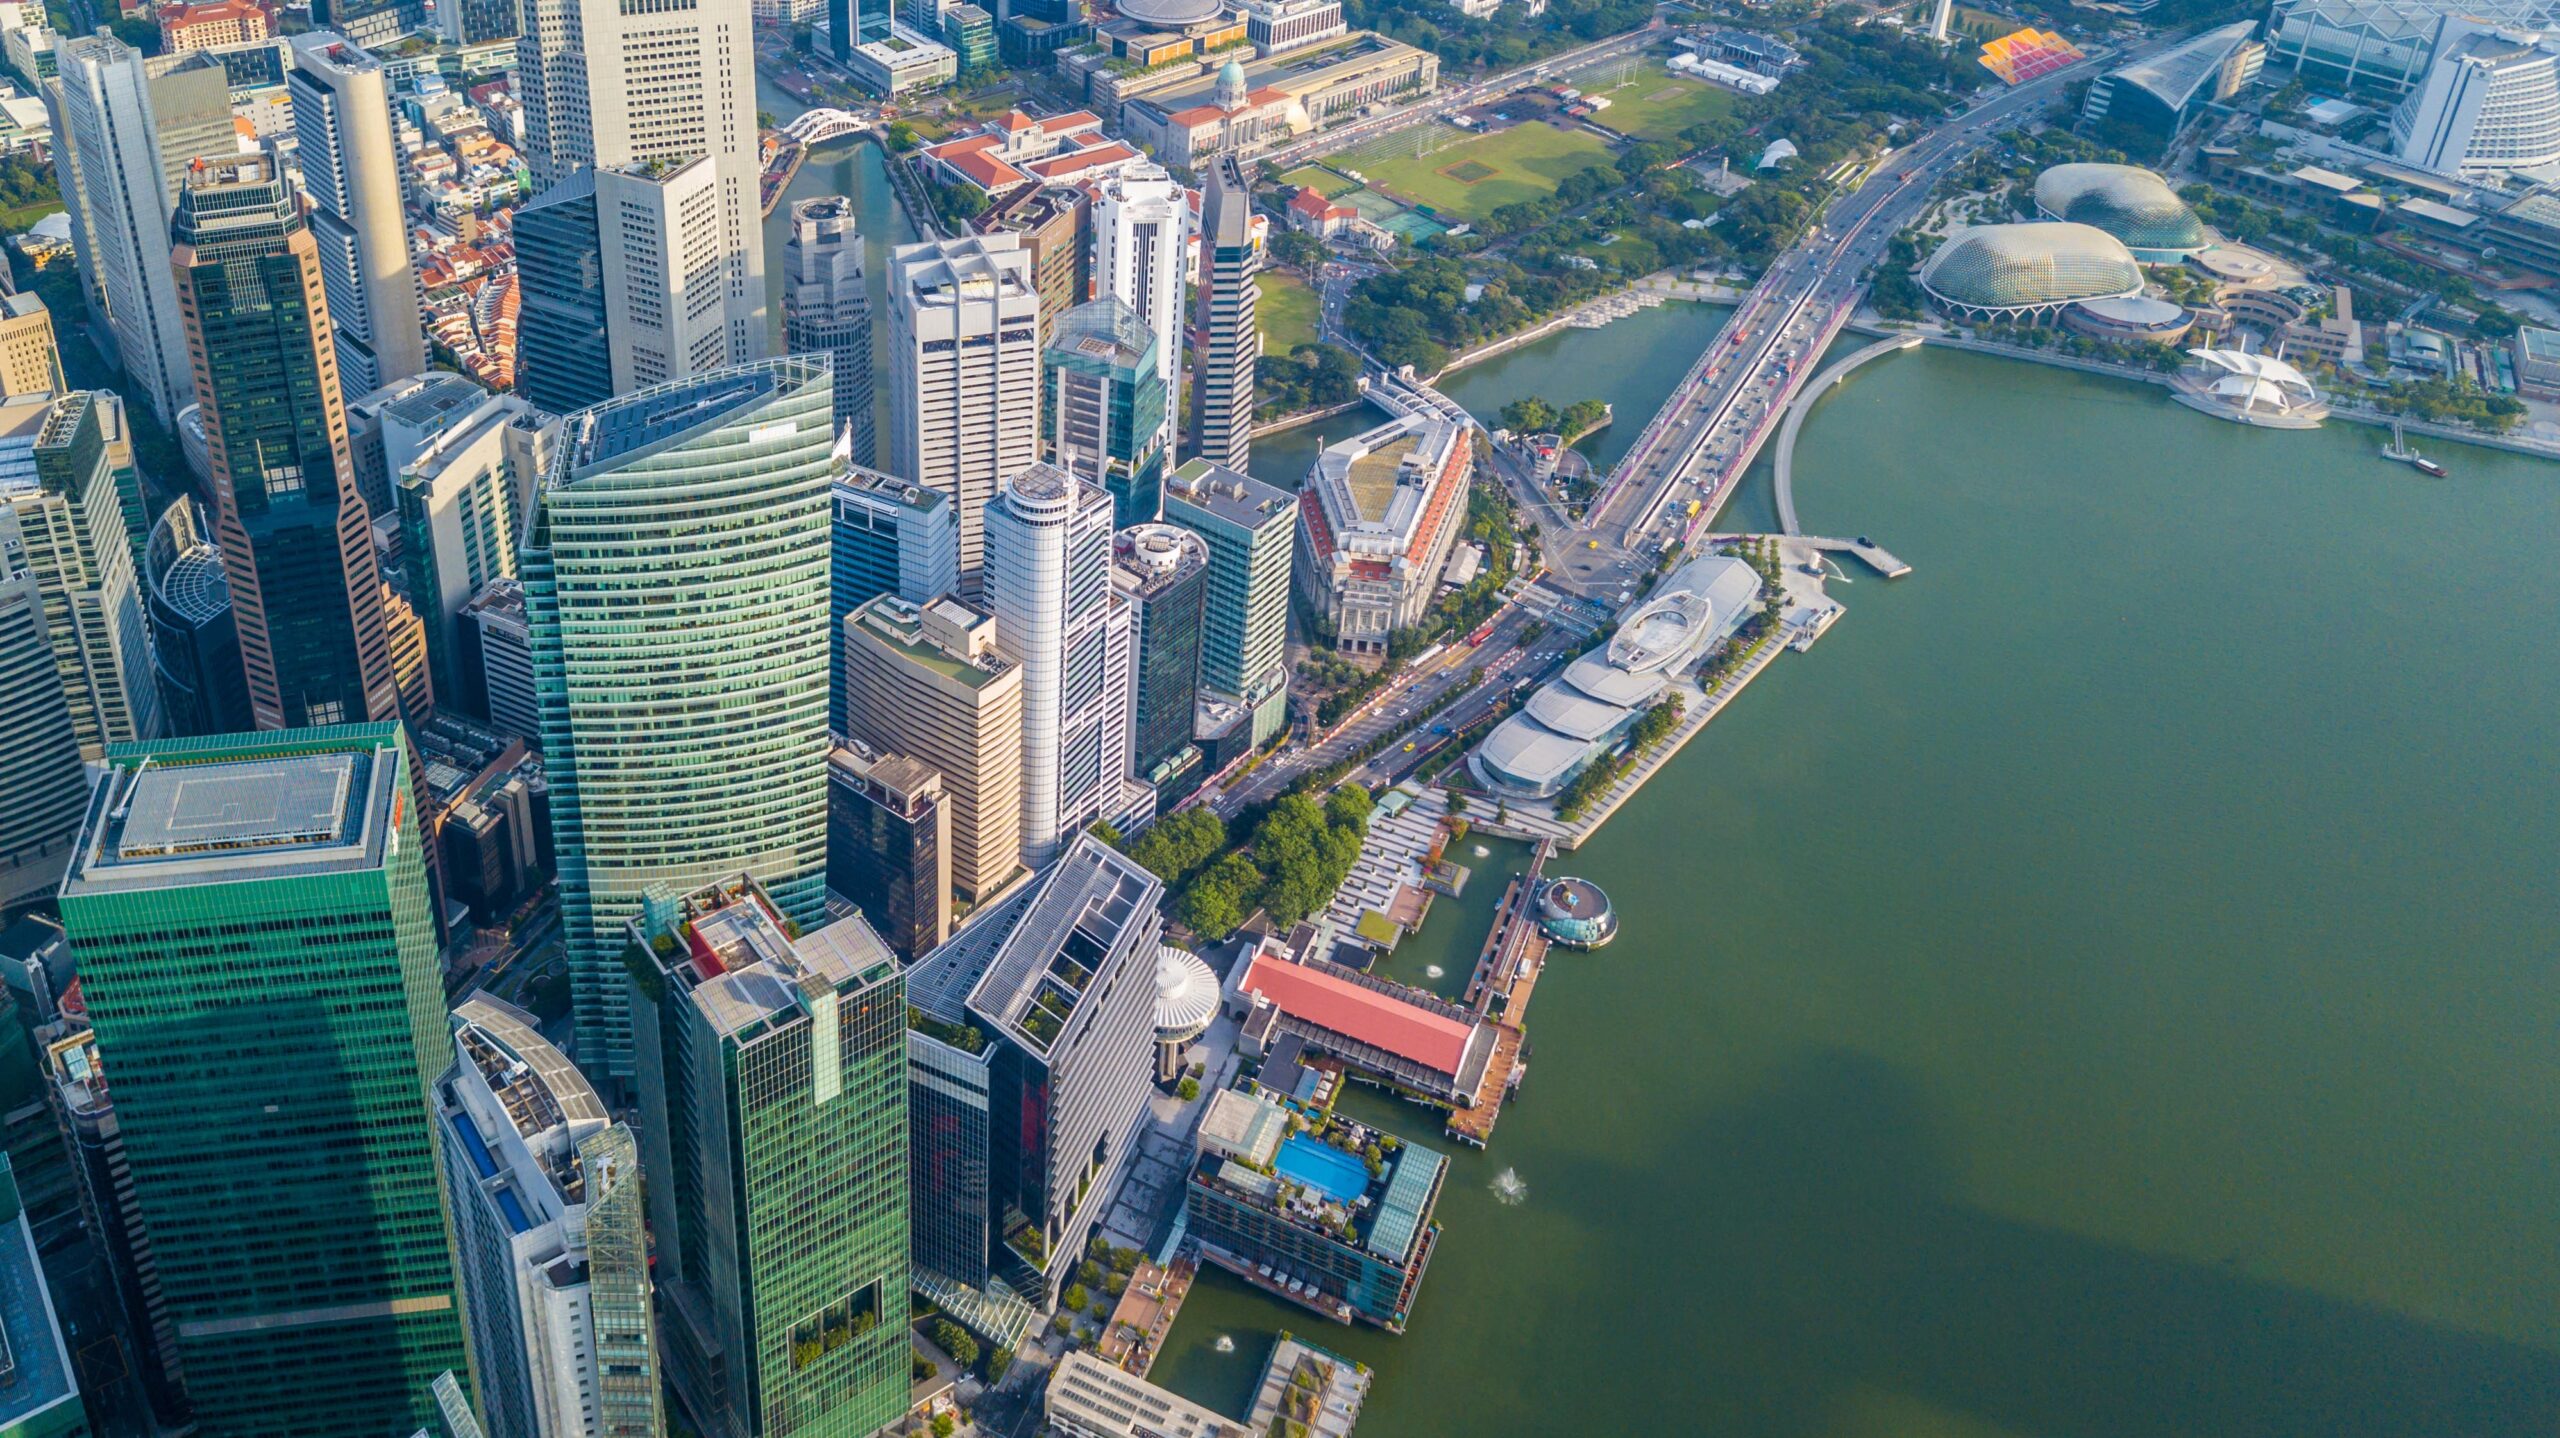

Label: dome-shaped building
[1152,943,1219,1080]
[2033,163,2210,261]
[1115,0,1223,25]
[1918,222,2146,324]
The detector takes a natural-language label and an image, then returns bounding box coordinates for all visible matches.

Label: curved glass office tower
[525,356,836,1079]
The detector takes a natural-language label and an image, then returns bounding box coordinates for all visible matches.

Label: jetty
[1445,840,1554,1148]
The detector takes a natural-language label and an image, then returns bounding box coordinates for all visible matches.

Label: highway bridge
[1550,46,2121,597]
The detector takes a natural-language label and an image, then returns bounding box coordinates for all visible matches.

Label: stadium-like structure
[2033,164,2212,261]
[1918,222,2147,323]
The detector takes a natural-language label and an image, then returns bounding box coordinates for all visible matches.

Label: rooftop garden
[908,1005,987,1054]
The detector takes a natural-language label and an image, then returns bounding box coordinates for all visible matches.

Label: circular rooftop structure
[1153,944,1219,1042]
[1537,877,1617,949]
[1919,222,2145,321]
[2033,164,2209,261]
[1115,0,1221,26]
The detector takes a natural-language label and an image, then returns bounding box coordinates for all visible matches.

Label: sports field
[1278,164,1360,199]
[1585,72,1735,143]
[1355,120,1615,221]
[1256,271,1321,355]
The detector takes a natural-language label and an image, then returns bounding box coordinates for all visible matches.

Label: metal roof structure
[1920,222,2145,316]
[2104,20,2259,113]
[2033,164,2210,257]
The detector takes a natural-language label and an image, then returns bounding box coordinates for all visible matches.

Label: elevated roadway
[1553,48,2117,597]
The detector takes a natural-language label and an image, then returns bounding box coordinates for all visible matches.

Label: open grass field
[1256,270,1322,355]
[1278,164,1360,199]
[1357,120,1614,221]
[1585,71,1735,144]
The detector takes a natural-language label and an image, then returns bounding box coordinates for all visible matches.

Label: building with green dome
[2033,163,2211,262]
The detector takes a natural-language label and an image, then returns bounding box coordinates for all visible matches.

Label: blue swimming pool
[1275,1135,1370,1203]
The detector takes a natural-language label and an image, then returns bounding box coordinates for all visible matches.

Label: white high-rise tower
[514,0,767,361]
[982,461,1135,868]
[1089,161,1189,458]
[289,34,427,397]
[886,233,1041,590]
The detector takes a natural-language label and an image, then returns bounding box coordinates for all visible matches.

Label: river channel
[743,86,2558,1434]
[1160,323,2560,1438]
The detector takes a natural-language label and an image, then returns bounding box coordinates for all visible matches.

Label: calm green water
[1158,341,2560,1436]
[755,78,919,446]
[1365,835,1534,1002]
[1248,300,1733,494]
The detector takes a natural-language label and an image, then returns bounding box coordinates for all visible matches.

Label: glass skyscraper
[1045,299,1169,529]
[525,357,835,1080]
[1112,523,1207,789]
[172,155,421,731]
[1163,458,1296,745]
[56,725,473,1438]
[513,173,614,418]
[628,879,910,1437]
[829,464,958,737]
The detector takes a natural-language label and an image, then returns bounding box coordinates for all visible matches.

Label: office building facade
[628,880,910,1438]
[827,741,953,960]
[828,462,959,735]
[886,234,1041,589]
[526,357,836,1081]
[437,996,660,1438]
[46,36,233,424]
[142,499,249,736]
[0,292,64,397]
[515,0,765,358]
[43,1022,191,1429]
[289,35,427,396]
[842,594,1023,901]
[56,727,473,1438]
[1112,523,1206,788]
[1188,156,1259,470]
[0,539,85,909]
[2,390,161,757]
[396,392,524,719]
[513,172,615,416]
[903,835,1165,1305]
[784,195,877,465]
[463,578,537,742]
[982,462,1138,868]
[1163,458,1292,743]
[1088,162,1188,461]
[1045,298,1169,528]
[174,155,425,731]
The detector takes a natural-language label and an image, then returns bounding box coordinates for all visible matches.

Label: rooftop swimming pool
[1275,1134,1370,1204]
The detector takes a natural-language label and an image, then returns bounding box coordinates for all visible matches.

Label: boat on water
[2380,420,2449,477]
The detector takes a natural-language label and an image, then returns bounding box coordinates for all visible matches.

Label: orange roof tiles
[1241,952,1475,1077]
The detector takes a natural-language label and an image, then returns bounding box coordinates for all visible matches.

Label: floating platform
[1536,876,1617,949]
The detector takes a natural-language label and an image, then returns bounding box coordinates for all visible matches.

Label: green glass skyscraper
[525,357,836,1080]
[628,877,909,1438]
[55,724,473,1438]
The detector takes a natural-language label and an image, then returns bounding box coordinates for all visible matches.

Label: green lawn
[1585,72,1735,144]
[1358,121,1615,221]
[1256,271,1322,355]
[1278,164,1360,199]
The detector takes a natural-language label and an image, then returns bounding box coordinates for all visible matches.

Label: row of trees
[1257,342,1364,416]
[1161,787,1377,940]
[1336,0,1653,75]
[1554,693,1684,821]
[1498,395,1608,441]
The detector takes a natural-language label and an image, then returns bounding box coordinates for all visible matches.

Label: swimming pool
[1275,1135,1370,1204]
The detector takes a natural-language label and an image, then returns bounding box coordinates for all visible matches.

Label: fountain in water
[1213,1335,1236,1354]
[1490,1167,1528,1205]
[1425,964,1445,978]
[1473,844,1491,858]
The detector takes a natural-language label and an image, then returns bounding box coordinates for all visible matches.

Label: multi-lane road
[1554,50,2116,595]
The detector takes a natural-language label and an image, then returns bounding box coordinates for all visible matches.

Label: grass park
[1354,120,1614,221]
[1582,71,1734,143]
[1256,270,1323,355]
